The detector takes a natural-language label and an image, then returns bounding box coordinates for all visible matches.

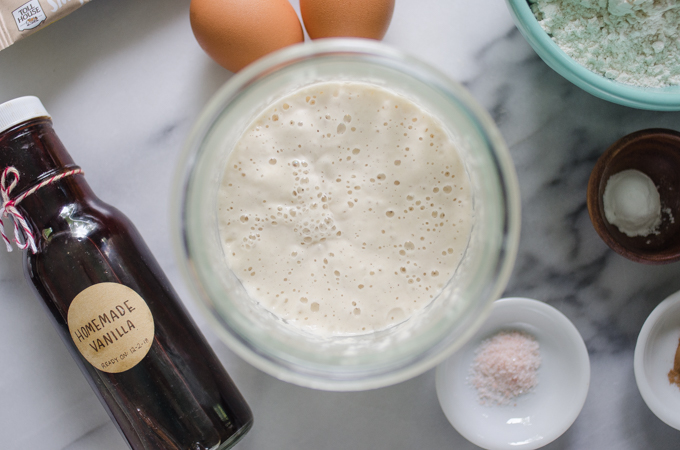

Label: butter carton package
[1,0,91,51]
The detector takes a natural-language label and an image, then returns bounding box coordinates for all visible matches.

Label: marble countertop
[2,0,680,449]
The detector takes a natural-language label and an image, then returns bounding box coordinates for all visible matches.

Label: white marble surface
[1,0,680,449]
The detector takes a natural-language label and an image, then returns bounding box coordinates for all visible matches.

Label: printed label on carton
[12,0,45,31]
[1,0,91,51]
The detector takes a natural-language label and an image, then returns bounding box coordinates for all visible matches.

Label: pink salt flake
[470,330,541,406]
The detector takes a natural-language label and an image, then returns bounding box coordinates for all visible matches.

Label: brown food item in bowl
[668,336,680,389]
[190,0,304,73]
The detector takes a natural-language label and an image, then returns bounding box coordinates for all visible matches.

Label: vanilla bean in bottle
[0,96,253,450]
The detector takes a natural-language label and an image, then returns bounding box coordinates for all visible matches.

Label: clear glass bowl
[174,39,521,391]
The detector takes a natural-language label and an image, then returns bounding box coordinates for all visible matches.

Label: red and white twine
[0,166,83,253]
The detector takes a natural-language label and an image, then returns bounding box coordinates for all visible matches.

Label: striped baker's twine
[0,166,83,253]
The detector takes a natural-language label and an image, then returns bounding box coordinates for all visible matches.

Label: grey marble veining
[471,24,680,450]
[1,0,680,449]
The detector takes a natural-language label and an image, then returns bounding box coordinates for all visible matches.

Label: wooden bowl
[587,129,680,264]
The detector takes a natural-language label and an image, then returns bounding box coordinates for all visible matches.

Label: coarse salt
[469,330,541,406]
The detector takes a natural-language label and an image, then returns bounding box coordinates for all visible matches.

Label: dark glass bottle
[0,97,253,450]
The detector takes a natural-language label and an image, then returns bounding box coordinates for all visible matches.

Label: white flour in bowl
[529,0,680,88]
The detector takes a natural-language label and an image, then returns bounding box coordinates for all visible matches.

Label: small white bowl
[634,290,680,430]
[436,297,590,450]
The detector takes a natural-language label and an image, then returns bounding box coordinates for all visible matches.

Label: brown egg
[190,0,304,73]
[300,0,395,40]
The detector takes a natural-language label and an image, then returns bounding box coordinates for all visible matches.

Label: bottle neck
[0,117,80,193]
[0,117,96,245]
[18,175,99,237]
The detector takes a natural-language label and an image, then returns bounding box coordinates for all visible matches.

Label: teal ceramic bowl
[505,0,680,111]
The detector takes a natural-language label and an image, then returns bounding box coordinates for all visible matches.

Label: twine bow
[0,166,83,253]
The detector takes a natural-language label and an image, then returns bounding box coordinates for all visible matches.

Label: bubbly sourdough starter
[217,82,471,336]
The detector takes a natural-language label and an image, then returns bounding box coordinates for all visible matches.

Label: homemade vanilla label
[68,283,154,373]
